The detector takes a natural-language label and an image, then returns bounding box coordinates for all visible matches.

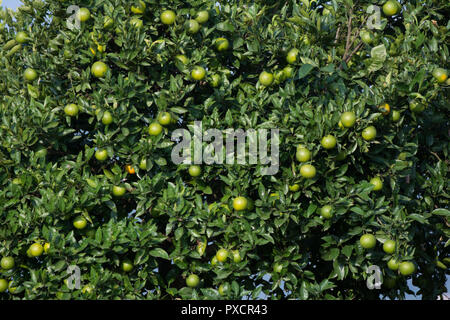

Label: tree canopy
[0,0,449,300]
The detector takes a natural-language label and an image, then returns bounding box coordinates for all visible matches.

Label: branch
[344,41,363,64]
[334,25,341,44]
[343,8,353,61]
[348,16,368,52]
[429,150,442,162]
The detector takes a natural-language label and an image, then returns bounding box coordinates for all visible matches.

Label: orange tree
[0,0,449,300]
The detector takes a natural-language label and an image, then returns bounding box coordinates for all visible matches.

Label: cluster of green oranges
[359,234,416,277]
[181,198,250,291]
[186,244,242,292]
[292,109,384,188]
[0,241,51,293]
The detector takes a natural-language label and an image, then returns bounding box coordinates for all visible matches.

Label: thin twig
[344,41,363,63]
[429,151,442,162]
[334,25,341,44]
[343,8,353,61]
[348,16,368,52]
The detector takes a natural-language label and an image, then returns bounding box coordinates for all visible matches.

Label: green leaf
[149,248,169,260]
[370,44,387,62]
[216,21,235,32]
[432,209,450,218]
[297,64,314,80]
[321,248,340,261]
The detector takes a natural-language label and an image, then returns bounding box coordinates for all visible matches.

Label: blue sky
[1,0,448,301]
[2,0,21,10]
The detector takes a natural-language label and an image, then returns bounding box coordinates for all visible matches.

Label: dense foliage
[0,0,449,300]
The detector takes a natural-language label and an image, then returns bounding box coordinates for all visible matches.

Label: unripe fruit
[161,10,176,25]
[148,122,163,136]
[282,66,294,79]
[360,234,376,249]
[186,274,200,288]
[362,126,377,141]
[15,31,28,43]
[216,248,229,262]
[387,258,400,270]
[320,205,333,219]
[0,257,15,270]
[121,259,133,272]
[139,159,147,170]
[95,149,108,161]
[131,1,146,14]
[157,112,172,126]
[432,68,448,83]
[383,240,396,254]
[233,196,248,211]
[286,48,299,64]
[0,279,7,293]
[101,111,113,125]
[91,61,108,78]
[399,261,415,276]
[191,66,206,80]
[321,135,337,149]
[195,10,209,24]
[24,68,38,81]
[340,112,356,128]
[112,185,126,197]
[370,177,383,191]
[188,165,201,177]
[215,38,229,51]
[296,147,311,162]
[73,216,87,229]
[259,71,274,86]
[29,243,44,257]
[300,164,316,178]
[391,110,400,122]
[77,8,91,22]
[218,283,229,296]
[360,30,374,44]
[382,0,400,17]
[187,19,200,34]
[64,104,79,117]
[409,101,426,113]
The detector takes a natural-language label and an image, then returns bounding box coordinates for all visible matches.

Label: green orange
[161,10,176,25]
[362,126,376,141]
[73,216,87,229]
[340,112,356,128]
[233,197,248,211]
[91,61,108,78]
[300,164,316,178]
[148,122,163,135]
[259,71,274,86]
[360,234,376,249]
